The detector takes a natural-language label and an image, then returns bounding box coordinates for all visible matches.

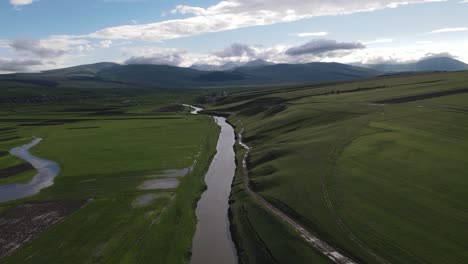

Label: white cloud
[10,0,34,7]
[99,40,113,48]
[292,32,329,37]
[0,40,10,49]
[88,0,443,42]
[119,38,468,68]
[1,36,97,72]
[9,39,66,58]
[363,38,394,45]
[459,0,468,3]
[416,40,433,44]
[328,39,468,64]
[429,27,467,34]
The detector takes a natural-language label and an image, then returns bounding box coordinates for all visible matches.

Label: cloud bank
[285,39,365,56]
[0,58,42,72]
[10,0,34,7]
[88,0,442,42]
[429,27,467,34]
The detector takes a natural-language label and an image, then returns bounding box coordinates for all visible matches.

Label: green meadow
[212,71,468,263]
[1,70,468,264]
[0,97,219,263]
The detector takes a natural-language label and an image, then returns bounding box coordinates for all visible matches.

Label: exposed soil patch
[138,178,179,190]
[0,163,34,179]
[0,200,88,260]
[374,87,468,104]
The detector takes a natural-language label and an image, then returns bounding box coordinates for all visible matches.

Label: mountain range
[0,57,466,89]
[363,57,468,73]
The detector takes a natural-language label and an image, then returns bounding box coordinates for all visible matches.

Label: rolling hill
[0,62,381,89]
[1,57,466,90]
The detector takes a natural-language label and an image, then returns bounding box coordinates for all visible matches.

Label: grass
[229,144,330,264]
[0,94,220,264]
[2,70,468,263]
[212,71,468,263]
[0,170,36,185]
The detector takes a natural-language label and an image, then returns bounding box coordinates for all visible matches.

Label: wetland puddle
[138,178,180,190]
[0,138,60,203]
[190,112,238,264]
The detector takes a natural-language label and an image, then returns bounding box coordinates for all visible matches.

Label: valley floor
[1,71,468,264]
[0,99,219,263]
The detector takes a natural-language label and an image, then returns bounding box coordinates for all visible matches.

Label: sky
[0,0,467,73]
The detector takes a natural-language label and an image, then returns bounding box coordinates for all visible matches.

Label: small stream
[188,105,238,264]
[0,138,60,203]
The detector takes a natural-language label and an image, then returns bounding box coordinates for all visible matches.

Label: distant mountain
[97,64,202,87]
[232,62,379,85]
[242,59,275,68]
[190,61,244,71]
[415,57,468,71]
[190,59,274,71]
[365,57,468,72]
[41,62,119,76]
[0,61,381,89]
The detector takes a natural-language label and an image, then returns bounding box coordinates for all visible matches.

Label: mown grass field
[211,71,468,263]
[0,95,219,263]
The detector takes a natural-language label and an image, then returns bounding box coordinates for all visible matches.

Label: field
[1,70,468,264]
[0,94,219,263]
[210,71,468,263]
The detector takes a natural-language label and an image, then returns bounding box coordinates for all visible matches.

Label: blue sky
[1,0,467,72]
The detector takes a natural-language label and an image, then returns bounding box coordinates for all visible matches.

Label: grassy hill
[208,71,468,263]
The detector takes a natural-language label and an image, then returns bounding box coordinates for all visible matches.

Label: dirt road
[238,129,358,264]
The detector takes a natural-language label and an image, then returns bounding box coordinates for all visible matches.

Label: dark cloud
[124,53,184,66]
[286,39,365,57]
[0,58,42,72]
[10,39,65,58]
[213,43,256,58]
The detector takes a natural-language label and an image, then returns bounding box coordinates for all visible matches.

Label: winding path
[238,129,358,264]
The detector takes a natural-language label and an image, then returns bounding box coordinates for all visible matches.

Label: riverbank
[226,117,333,264]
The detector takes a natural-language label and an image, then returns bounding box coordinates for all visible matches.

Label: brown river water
[188,106,238,264]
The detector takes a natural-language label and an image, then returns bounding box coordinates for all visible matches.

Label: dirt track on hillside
[237,128,358,264]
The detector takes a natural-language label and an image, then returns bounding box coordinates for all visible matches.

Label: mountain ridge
[1,57,466,89]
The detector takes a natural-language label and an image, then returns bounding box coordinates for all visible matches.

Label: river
[188,105,238,264]
[0,138,60,203]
